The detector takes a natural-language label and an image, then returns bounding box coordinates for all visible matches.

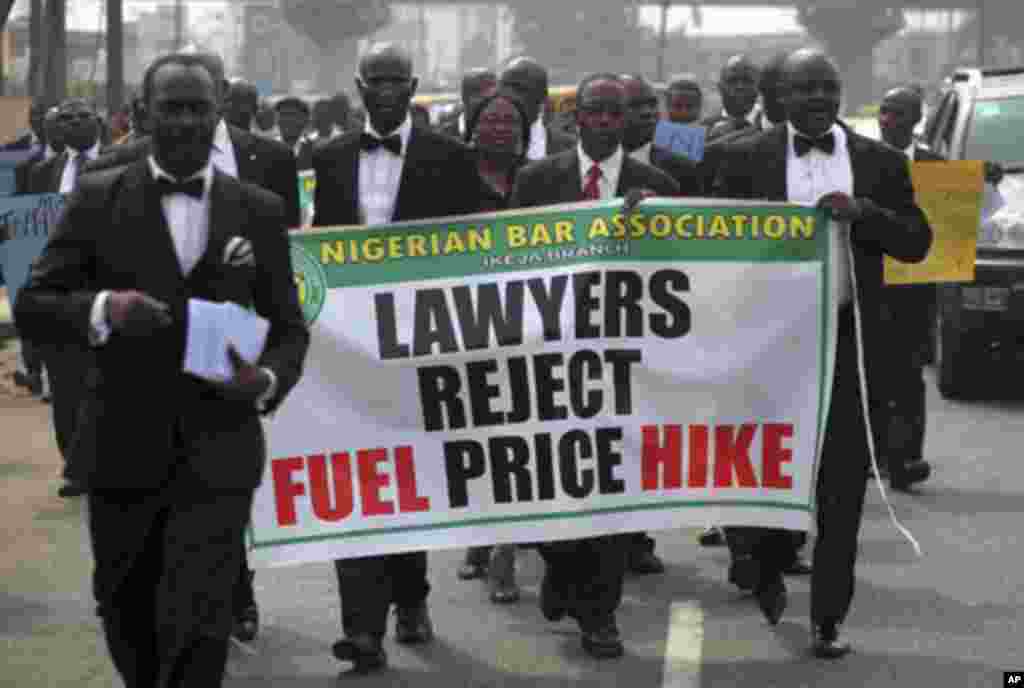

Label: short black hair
[142,53,215,106]
[576,73,624,104]
[274,96,310,115]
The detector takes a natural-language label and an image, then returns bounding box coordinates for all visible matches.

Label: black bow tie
[156,175,205,199]
[794,131,836,157]
[360,132,402,156]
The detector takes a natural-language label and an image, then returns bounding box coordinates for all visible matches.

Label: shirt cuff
[256,367,278,412]
[89,291,112,346]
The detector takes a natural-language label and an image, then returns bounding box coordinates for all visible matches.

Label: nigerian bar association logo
[290,244,327,326]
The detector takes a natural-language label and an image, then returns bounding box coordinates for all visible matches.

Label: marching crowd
[3,38,982,686]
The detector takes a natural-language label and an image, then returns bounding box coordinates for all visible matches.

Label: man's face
[782,58,841,137]
[222,85,258,130]
[57,102,99,152]
[254,106,276,131]
[576,79,626,162]
[759,78,786,126]
[719,63,759,119]
[474,96,524,157]
[464,77,497,119]
[667,88,702,124]
[148,63,218,178]
[878,94,920,150]
[356,54,417,135]
[623,79,659,150]
[276,104,309,143]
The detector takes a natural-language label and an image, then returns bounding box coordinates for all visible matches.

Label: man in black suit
[29,99,102,194]
[701,54,761,140]
[511,73,679,660]
[621,73,702,197]
[15,52,309,688]
[439,67,497,140]
[275,96,313,169]
[499,56,576,160]
[875,86,938,491]
[84,54,300,229]
[312,43,477,673]
[714,49,932,658]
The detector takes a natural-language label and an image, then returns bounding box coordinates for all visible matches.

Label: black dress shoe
[698,527,726,547]
[811,623,852,659]
[783,556,813,576]
[890,460,931,492]
[394,603,434,644]
[754,576,787,626]
[57,482,87,498]
[332,634,387,673]
[540,571,572,622]
[232,604,259,643]
[628,549,665,575]
[581,617,624,659]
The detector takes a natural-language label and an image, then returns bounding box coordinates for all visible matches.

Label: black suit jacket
[84,125,302,228]
[913,145,945,162]
[14,160,309,490]
[312,124,478,227]
[510,149,680,208]
[713,124,932,392]
[647,146,702,196]
[543,125,577,157]
[29,152,70,193]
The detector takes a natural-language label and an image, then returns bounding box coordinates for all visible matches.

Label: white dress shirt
[58,141,100,193]
[786,122,854,305]
[457,113,467,138]
[209,119,239,179]
[359,114,412,226]
[903,143,916,162]
[527,115,549,161]
[578,143,624,201]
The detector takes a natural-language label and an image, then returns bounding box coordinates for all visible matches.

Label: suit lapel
[192,170,236,279]
[560,152,584,203]
[760,126,789,201]
[339,135,361,223]
[229,125,255,182]
[842,126,873,199]
[392,126,425,221]
[51,153,68,192]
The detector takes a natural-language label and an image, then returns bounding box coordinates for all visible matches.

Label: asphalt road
[2,360,1021,688]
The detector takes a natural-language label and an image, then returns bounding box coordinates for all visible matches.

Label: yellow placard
[884,160,984,285]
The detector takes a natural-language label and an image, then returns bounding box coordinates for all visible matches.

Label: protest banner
[0,194,66,309]
[251,199,836,568]
[884,160,984,285]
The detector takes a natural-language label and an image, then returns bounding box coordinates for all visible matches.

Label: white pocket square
[224,236,255,267]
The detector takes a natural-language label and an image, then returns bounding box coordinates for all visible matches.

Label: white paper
[184,299,270,383]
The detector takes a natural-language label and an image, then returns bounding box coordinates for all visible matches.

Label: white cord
[846,231,923,557]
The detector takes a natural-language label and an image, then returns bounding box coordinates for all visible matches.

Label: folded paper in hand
[184,299,270,383]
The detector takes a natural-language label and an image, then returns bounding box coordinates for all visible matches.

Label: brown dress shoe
[394,603,434,644]
[332,634,387,673]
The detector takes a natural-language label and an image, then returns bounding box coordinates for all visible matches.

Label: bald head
[499,57,549,122]
[780,49,841,136]
[879,86,923,150]
[719,54,760,119]
[358,43,413,81]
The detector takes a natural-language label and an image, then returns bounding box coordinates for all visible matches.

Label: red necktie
[583,163,602,200]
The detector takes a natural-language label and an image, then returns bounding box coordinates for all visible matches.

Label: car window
[924,92,954,145]
[964,95,1024,165]
[936,94,959,156]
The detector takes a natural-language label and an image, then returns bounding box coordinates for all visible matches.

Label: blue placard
[653,121,706,162]
[0,194,67,308]
[0,149,38,196]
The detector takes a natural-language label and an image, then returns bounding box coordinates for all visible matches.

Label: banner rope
[846,231,923,557]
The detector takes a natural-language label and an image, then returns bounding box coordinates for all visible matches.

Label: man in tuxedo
[85,55,300,230]
[665,75,703,125]
[222,78,260,131]
[498,57,576,160]
[875,86,938,491]
[621,73,702,197]
[701,54,761,140]
[14,52,309,688]
[312,42,477,673]
[714,49,932,658]
[275,96,313,168]
[510,73,678,660]
[29,99,102,194]
[439,68,497,140]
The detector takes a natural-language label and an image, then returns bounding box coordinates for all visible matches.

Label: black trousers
[878,285,931,463]
[89,460,253,688]
[43,343,89,464]
[333,552,431,638]
[537,534,629,628]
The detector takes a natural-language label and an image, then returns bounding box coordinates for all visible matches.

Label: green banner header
[290,200,827,290]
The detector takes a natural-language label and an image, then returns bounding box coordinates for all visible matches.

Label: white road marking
[662,600,703,688]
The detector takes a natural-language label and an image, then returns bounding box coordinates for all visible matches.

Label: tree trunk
[44,0,66,105]
[28,0,43,97]
[106,0,123,112]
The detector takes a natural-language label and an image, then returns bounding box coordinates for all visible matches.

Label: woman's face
[474,97,523,156]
